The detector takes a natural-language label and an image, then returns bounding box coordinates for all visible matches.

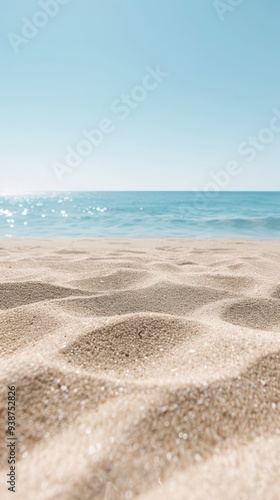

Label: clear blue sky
[1,0,280,192]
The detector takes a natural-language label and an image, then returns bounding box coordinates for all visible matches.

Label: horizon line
[1,190,280,195]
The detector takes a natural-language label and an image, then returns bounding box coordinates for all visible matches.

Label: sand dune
[0,239,280,499]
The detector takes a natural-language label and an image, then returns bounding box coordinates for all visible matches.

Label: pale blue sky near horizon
[1,0,280,192]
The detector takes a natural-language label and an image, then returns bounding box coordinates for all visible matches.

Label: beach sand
[0,239,279,499]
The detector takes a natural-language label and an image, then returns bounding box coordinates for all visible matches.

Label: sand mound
[69,269,149,292]
[61,314,202,376]
[222,298,280,331]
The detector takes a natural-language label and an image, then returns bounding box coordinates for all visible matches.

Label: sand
[0,239,279,499]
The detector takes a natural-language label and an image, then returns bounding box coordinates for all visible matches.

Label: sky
[1,0,280,192]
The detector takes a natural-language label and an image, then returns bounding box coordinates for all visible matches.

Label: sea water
[0,192,280,239]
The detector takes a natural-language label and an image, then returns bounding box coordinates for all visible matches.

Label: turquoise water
[0,192,280,239]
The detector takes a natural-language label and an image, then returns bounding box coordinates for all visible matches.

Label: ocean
[0,192,280,239]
